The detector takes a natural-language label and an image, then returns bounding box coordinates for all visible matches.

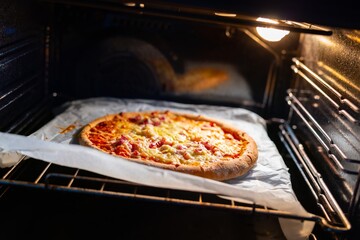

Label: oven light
[256,17,290,42]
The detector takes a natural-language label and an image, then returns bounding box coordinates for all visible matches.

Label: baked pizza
[79,110,258,181]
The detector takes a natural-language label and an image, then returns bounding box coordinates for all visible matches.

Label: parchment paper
[0,97,315,239]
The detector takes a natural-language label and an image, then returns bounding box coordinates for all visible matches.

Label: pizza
[79,110,258,181]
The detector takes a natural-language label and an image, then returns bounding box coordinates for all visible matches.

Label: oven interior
[1,1,359,239]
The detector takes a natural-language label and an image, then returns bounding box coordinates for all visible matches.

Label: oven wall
[0,0,50,133]
[289,28,360,236]
[47,4,300,118]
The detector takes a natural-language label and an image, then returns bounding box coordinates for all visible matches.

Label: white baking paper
[0,97,315,239]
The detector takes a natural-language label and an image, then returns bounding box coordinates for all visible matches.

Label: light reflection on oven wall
[53,7,301,118]
[290,28,360,214]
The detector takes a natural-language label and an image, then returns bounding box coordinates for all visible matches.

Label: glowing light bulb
[256,17,290,42]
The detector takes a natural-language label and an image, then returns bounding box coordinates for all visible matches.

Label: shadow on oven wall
[50,4,299,119]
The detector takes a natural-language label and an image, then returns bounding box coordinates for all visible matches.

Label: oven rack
[291,58,359,123]
[290,58,360,167]
[278,123,351,232]
[286,90,360,175]
[0,156,351,232]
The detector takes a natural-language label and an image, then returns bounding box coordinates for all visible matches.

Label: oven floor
[0,187,287,240]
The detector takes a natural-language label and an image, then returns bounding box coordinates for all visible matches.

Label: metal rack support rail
[286,90,359,174]
[291,58,359,123]
[279,124,351,231]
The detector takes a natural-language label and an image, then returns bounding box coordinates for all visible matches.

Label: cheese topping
[87,111,248,166]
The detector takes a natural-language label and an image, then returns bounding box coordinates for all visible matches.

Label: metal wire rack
[290,58,360,168]
[279,123,351,232]
[0,155,351,232]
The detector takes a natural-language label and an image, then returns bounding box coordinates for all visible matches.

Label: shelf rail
[279,123,351,231]
[286,90,360,174]
[291,58,359,124]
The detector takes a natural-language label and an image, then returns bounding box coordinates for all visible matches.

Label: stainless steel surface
[288,30,360,237]
[286,90,358,173]
[300,30,360,113]
[279,124,351,231]
[292,58,358,122]
[290,58,360,164]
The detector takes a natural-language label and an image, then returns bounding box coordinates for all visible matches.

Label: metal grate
[279,57,360,233]
[279,123,352,231]
[0,156,351,232]
[292,58,359,123]
[290,58,360,167]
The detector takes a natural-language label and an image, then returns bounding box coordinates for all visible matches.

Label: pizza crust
[79,111,258,181]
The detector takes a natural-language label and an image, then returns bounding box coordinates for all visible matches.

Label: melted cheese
[88,111,247,166]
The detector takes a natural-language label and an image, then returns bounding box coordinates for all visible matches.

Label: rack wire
[290,58,360,168]
[279,123,351,231]
[286,91,360,174]
[282,57,360,232]
[291,58,359,123]
[0,155,351,232]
